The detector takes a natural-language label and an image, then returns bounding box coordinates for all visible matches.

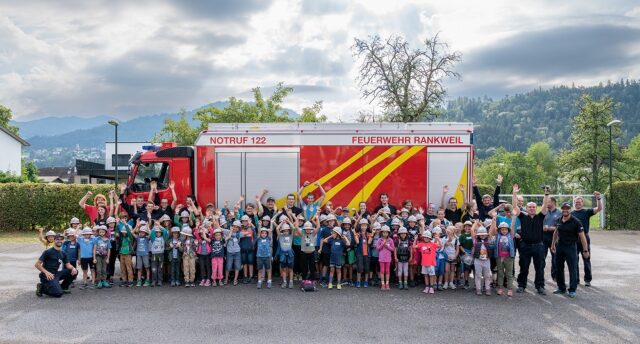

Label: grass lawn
[0,231,40,244]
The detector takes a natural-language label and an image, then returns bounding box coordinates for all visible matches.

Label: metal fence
[497,194,606,229]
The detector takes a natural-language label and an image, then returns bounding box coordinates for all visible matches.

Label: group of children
[40,200,517,297]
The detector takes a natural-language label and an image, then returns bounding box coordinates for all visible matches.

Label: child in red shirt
[414,230,438,294]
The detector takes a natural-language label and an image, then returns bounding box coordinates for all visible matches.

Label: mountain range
[12,80,640,166]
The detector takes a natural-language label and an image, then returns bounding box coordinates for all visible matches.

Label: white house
[0,126,30,175]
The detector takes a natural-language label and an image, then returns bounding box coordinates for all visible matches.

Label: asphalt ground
[0,231,638,344]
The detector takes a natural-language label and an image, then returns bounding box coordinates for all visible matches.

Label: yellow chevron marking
[454,162,468,205]
[299,146,374,197]
[320,146,405,206]
[346,146,424,210]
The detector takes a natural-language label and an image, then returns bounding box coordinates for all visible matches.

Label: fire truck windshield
[131,162,170,192]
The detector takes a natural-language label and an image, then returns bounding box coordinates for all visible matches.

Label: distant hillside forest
[443,79,640,158]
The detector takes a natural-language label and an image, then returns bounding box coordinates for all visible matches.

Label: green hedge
[0,183,114,231]
[607,181,640,230]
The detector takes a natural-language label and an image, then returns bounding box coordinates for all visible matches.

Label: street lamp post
[606,119,622,229]
[108,120,120,185]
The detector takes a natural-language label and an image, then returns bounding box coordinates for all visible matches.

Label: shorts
[279,250,294,268]
[80,258,95,270]
[226,252,241,271]
[347,250,356,265]
[421,266,436,276]
[356,255,370,274]
[397,261,409,276]
[321,251,331,267]
[136,255,150,269]
[241,249,254,265]
[257,256,271,270]
[330,254,342,268]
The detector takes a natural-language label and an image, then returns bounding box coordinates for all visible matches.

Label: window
[131,162,170,192]
[80,178,88,184]
[111,154,131,167]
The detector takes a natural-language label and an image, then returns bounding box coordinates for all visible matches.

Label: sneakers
[211,281,217,287]
[507,289,513,297]
[409,280,416,287]
[103,280,112,288]
[568,291,577,298]
[143,280,151,287]
[157,282,162,287]
[79,283,88,290]
[516,287,525,293]
[450,283,456,290]
[443,282,449,290]
[537,288,546,295]
[464,282,470,290]
[328,282,334,289]
[281,281,287,289]
[288,280,294,289]
[204,280,211,287]
[337,284,342,290]
[553,289,566,295]
[423,287,429,294]
[496,288,503,296]
[136,280,142,287]
[257,281,263,289]
[96,282,103,289]
[36,283,42,297]
[429,287,435,294]
[119,282,128,287]
[437,284,444,291]
[356,281,361,288]
[363,281,368,288]
[62,289,71,294]
[585,282,591,287]
[267,280,272,289]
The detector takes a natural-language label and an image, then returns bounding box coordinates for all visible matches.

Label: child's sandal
[497,288,503,296]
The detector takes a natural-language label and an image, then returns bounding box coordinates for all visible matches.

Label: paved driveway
[0,231,638,343]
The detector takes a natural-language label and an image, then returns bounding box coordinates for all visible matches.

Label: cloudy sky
[1,0,639,121]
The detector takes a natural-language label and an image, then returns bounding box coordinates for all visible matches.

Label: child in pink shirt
[414,230,438,294]
[375,225,395,290]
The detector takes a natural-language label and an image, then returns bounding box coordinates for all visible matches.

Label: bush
[0,183,114,231]
[606,181,640,230]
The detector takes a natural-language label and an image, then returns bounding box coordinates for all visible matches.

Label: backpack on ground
[300,279,317,292]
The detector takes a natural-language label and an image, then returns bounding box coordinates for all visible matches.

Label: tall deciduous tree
[526,141,558,188]
[474,147,545,194]
[352,33,461,122]
[559,95,621,192]
[0,105,20,135]
[154,83,327,145]
[622,134,640,180]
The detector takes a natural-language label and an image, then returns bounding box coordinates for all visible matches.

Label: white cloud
[0,0,639,120]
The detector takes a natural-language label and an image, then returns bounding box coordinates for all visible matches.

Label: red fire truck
[125,122,474,211]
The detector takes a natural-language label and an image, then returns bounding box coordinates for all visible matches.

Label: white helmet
[70,217,80,225]
[139,226,150,234]
[359,218,369,225]
[326,214,336,221]
[180,211,190,218]
[45,230,56,237]
[398,227,408,234]
[241,215,250,221]
[477,226,488,236]
[423,230,433,239]
[391,218,402,226]
[498,222,510,229]
[372,222,382,230]
[180,227,193,237]
[65,228,76,236]
[342,217,352,225]
[279,215,288,222]
[81,227,92,235]
[408,215,417,222]
[319,214,328,223]
[303,221,313,230]
[259,227,270,233]
[332,227,342,236]
[262,215,271,221]
[380,225,391,232]
[106,217,116,224]
[159,214,171,222]
[281,223,291,230]
[232,220,241,227]
[213,228,222,234]
[400,208,409,214]
[171,227,181,233]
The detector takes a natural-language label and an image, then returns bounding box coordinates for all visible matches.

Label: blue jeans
[517,242,545,290]
[555,242,578,292]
